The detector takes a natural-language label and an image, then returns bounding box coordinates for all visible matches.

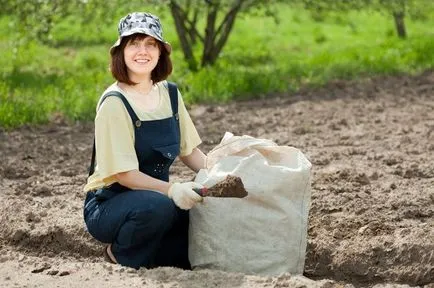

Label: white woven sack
[189,132,312,275]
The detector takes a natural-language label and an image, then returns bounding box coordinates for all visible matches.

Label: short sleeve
[177,90,202,156]
[95,97,138,179]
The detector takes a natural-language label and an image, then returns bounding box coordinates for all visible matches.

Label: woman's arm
[113,148,206,194]
[180,147,207,173]
[114,169,204,210]
[114,170,171,195]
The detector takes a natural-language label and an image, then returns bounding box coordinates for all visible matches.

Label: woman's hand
[168,182,204,210]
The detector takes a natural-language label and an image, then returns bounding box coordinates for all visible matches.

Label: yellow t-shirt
[83,81,201,192]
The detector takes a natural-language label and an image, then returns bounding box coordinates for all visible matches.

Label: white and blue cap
[110,12,172,54]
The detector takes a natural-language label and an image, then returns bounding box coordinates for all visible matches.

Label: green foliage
[300,0,434,37]
[299,0,433,15]
[0,0,77,44]
[0,5,433,128]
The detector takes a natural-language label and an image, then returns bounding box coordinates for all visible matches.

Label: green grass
[1,6,433,128]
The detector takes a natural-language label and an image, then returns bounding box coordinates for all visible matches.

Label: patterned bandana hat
[110,12,172,54]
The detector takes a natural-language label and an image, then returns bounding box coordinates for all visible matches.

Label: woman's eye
[129,40,157,48]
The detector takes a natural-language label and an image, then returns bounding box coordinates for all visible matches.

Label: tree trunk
[393,11,406,39]
[201,1,243,67]
[169,1,198,71]
[202,3,219,67]
[169,0,247,69]
[188,8,199,44]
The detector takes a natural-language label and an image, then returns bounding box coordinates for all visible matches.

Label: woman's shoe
[103,245,117,264]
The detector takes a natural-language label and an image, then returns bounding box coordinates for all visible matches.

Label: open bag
[189,132,312,275]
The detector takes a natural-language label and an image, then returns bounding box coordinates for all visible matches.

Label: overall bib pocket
[152,143,180,160]
[151,143,180,175]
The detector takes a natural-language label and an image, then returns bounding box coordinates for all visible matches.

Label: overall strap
[166,81,179,120]
[99,91,140,124]
[88,91,139,177]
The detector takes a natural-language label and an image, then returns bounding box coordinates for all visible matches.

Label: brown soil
[0,71,433,287]
[207,175,248,198]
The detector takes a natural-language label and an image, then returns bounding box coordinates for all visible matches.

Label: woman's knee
[84,190,177,242]
[131,191,177,230]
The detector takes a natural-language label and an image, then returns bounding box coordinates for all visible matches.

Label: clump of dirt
[207,175,248,198]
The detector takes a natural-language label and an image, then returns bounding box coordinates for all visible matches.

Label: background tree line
[2,0,432,71]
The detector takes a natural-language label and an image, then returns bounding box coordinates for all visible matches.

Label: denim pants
[84,83,186,269]
[84,188,190,269]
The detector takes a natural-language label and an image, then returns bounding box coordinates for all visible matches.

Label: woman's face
[123,35,160,78]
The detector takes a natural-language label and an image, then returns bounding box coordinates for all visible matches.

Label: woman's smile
[134,58,151,65]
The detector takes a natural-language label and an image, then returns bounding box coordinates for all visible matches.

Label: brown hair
[110,34,173,85]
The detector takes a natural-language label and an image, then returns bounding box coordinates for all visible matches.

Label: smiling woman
[82,12,208,270]
[110,34,172,87]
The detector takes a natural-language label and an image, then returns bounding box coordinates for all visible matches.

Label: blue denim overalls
[83,82,190,269]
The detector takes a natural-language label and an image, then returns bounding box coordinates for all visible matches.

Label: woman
[83,12,206,270]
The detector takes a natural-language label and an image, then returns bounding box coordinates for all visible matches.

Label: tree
[379,0,408,38]
[299,0,433,39]
[2,0,283,70]
[0,0,78,44]
[0,0,137,46]
[164,0,283,71]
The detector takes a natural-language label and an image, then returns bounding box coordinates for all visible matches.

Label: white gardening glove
[168,182,204,210]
